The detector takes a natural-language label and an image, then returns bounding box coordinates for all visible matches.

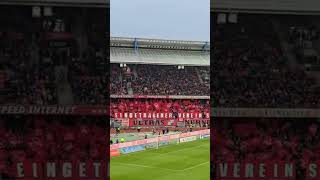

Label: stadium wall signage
[112,119,130,126]
[200,134,210,139]
[215,161,296,179]
[159,141,170,146]
[110,95,210,99]
[131,119,170,126]
[216,161,320,179]
[179,136,197,143]
[110,129,210,150]
[145,141,173,149]
[13,161,107,179]
[185,119,210,125]
[119,145,145,154]
[129,119,210,127]
[212,108,320,118]
[0,105,107,115]
[110,149,120,157]
[144,142,158,149]
[113,112,210,120]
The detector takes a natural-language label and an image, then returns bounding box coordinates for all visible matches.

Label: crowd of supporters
[0,6,110,179]
[0,44,106,105]
[69,49,107,105]
[110,99,210,116]
[0,42,57,105]
[215,119,320,179]
[0,7,107,106]
[110,64,128,95]
[212,15,319,107]
[0,116,106,178]
[110,64,210,96]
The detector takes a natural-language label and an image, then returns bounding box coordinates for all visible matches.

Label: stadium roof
[212,0,320,14]
[110,37,210,66]
[0,0,109,7]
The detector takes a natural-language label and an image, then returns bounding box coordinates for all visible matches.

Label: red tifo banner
[112,112,210,120]
[127,119,210,126]
[0,105,211,122]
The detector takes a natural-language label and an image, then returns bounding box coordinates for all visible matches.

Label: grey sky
[111,0,210,42]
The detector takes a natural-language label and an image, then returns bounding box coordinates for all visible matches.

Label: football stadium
[109,37,210,180]
[212,0,320,179]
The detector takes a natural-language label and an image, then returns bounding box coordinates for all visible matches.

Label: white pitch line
[179,161,209,171]
[113,162,179,172]
[113,161,210,172]
[111,140,210,172]
[158,144,208,155]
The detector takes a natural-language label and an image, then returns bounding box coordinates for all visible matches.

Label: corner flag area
[111,138,209,180]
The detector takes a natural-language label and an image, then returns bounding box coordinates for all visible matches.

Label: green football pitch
[110,138,210,180]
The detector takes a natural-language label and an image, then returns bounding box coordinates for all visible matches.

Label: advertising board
[110,149,120,157]
[180,136,197,143]
[110,129,210,150]
[119,145,145,154]
[200,134,210,139]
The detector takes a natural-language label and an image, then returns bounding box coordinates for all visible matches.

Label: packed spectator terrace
[110,64,209,96]
[0,116,106,177]
[0,5,107,105]
[212,14,319,108]
[110,99,210,117]
[212,13,320,179]
[0,4,108,178]
[215,118,320,179]
[110,37,209,96]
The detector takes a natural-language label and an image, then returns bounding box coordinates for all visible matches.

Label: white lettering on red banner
[113,112,209,120]
[14,161,106,179]
[216,162,296,179]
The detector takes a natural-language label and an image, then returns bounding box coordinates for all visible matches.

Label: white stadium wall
[212,0,320,14]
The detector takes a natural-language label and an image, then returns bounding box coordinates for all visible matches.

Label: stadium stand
[69,53,107,105]
[0,6,107,105]
[0,4,108,179]
[212,14,319,108]
[109,37,210,158]
[216,119,320,179]
[212,12,320,180]
[110,37,210,132]
[110,64,209,96]
[110,64,129,95]
[132,65,209,96]
[0,116,106,177]
[110,99,209,116]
